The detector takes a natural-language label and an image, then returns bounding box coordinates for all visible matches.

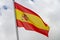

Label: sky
[0,0,60,40]
[0,0,17,40]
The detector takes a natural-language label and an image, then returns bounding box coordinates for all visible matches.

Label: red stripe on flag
[17,20,49,37]
[14,2,40,17]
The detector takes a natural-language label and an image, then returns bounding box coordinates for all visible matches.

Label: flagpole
[13,0,19,40]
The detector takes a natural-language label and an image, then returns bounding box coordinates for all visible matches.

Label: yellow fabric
[16,9,50,30]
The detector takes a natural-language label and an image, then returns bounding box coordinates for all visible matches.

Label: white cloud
[0,0,17,40]
[0,0,60,40]
[15,0,60,40]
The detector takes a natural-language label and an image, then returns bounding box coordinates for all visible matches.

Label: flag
[14,2,50,37]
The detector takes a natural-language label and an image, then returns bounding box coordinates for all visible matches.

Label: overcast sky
[0,0,60,40]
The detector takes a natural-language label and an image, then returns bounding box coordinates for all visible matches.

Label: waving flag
[14,2,50,37]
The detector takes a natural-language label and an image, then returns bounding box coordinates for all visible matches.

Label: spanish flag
[14,2,50,37]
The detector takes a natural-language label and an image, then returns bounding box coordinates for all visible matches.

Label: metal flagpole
[13,0,19,40]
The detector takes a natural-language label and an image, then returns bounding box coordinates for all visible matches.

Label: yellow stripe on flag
[16,9,49,30]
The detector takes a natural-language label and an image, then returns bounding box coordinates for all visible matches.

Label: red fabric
[17,20,49,37]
